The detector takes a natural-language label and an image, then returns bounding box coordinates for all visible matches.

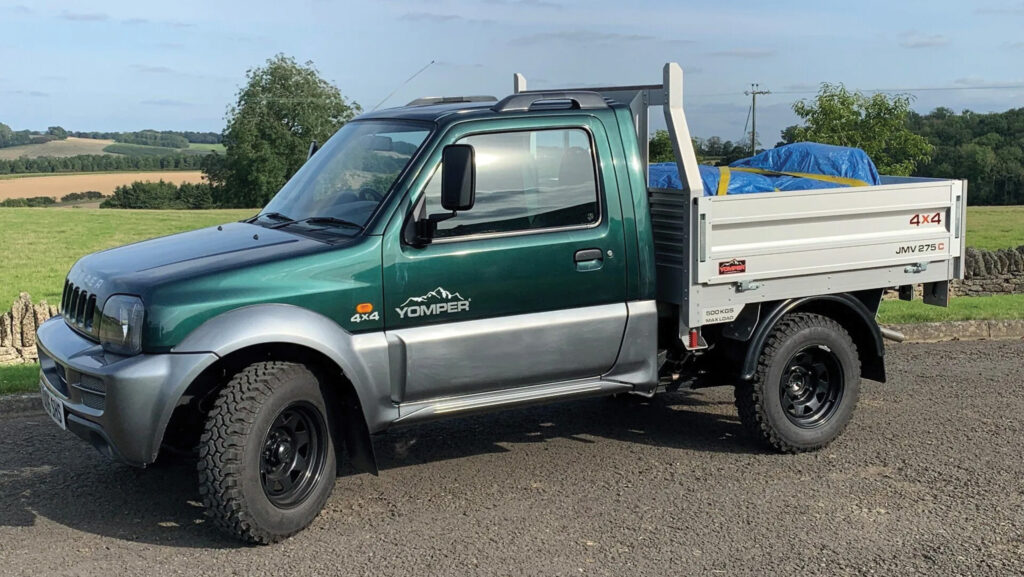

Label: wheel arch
[162,304,392,473]
[738,290,885,383]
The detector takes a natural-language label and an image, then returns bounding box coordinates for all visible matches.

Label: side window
[423,128,599,238]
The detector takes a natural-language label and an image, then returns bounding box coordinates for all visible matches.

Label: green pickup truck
[36,63,965,543]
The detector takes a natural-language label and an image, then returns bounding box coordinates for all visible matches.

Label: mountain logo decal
[395,287,471,319]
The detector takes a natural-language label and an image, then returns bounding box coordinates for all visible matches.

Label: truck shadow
[367,389,761,472]
[0,390,756,549]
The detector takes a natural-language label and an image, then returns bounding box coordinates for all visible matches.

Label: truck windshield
[259,120,431,232]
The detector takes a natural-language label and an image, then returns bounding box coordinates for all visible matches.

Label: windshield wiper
[293,216,365,232]
[247,211,294,225]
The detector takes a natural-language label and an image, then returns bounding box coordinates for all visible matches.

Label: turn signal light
[356,303,373,314]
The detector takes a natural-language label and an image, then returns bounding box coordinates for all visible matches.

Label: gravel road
[1,340,1022,576]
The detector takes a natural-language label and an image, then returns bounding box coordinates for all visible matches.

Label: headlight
[98,295,145,355]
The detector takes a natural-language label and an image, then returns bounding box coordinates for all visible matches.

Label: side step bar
[394,379,632,426]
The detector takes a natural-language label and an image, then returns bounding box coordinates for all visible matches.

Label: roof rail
[491,91,608,113]
[406,95,497,107]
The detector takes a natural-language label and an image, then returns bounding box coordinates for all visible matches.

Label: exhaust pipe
[880,326,906,343]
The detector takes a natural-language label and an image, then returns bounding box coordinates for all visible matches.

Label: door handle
[574,248,604,263]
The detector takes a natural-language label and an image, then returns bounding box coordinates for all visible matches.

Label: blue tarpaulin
[649,142,882,196]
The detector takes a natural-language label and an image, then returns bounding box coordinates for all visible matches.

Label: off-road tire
[735,313,860,453]
[198,361,336,544]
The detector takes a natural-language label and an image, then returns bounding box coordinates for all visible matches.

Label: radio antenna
[371,60,436,111]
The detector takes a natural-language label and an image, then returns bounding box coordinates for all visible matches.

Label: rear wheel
[198,361,336,544]
[735,313,860,453]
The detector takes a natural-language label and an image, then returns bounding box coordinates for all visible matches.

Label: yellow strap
[717,167,731,196]
[730,167,869,187]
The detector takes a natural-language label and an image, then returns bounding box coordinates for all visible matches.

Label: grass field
[102,143,213,157]
[877,294,1024,324]
[0,137,115,160]
[0,364,39,395]
[187,142,226,153]
[964,206,1024,250]
[0,208,254,306]
[0,171,205,200]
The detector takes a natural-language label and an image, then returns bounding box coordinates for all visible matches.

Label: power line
[691,83,1024,99]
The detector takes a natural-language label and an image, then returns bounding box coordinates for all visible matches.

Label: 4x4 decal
[395,287,471,319]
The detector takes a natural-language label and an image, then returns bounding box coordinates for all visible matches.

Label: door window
[423,128,600,239]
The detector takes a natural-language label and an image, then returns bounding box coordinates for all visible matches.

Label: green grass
[188,142,226,153]
[0,364,40,395]
[965,206,1024,250]
[0,208,255,307]
[102,143,210,157]
[877,294,1024,324]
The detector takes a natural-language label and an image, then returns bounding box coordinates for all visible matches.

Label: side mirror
[441,144,475,211]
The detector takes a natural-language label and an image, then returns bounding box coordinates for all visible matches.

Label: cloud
[899,32,950,48]
[515,30,657,44]
[483,0,561,7]
[122,17,193,28]
[706,49,775,59]
[399,12,461,22]
[131,64,178,75]
[398,11,494,24]
[1004,41,1024,50]
[5,89,49,97]
[954,76,987,87]
[141,99,191,107]
[60,11,109,22]
[11,4,32,14]
[975,2,1024,14]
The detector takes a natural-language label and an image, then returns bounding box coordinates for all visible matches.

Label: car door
[381,116,629,403]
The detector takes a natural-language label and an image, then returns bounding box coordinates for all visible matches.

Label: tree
[207,54,361,208]
[780,83,933,176]
[47,126,68,139]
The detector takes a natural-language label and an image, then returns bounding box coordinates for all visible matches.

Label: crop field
[101,143,214,156]
[0,171,205,200]
[185,142,226,153]
[964,205,1024,250]
[0,208,255,307]
[0,137,115,160]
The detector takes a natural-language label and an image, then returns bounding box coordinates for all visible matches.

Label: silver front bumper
[35,316,216,466]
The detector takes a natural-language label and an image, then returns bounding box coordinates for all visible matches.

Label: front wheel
[198,361,336,544]
[735,313,861,453]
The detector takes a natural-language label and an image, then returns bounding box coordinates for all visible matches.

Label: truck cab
[35,63,965,544]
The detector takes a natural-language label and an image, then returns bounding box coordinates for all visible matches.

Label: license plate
[40,382,67,431]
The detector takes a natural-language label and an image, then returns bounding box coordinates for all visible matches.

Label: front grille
[61,279,98,336]
[79,390,106,411]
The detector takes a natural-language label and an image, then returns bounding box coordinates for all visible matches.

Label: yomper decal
[395,287,471,319]
[718,259,746,275]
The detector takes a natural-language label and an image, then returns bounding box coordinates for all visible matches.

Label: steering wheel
[356,187,384,202]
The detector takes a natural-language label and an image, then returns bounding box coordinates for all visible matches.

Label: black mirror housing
[441,144,475,211]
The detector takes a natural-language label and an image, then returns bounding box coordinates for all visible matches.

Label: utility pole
[745,84,771,155]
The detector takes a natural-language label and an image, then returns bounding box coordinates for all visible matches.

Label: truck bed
[651,175,966,327]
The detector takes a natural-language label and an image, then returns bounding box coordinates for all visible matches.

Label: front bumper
[36,316,217,466]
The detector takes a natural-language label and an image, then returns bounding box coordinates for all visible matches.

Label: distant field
[0,137,115,160]
[0,208,255,306]
[0,171,205,200]
[102,143,213,156]
[965,206,1024,250]
[188,142,226,153]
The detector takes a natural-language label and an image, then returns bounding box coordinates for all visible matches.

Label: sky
[2,0,1024,144]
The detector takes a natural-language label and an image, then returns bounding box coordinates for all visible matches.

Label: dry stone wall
[0,293,58,364]
[957,246,1024,296]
